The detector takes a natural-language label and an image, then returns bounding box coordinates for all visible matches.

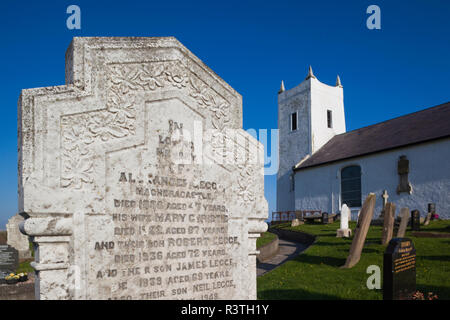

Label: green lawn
[16,260,34,274]
[257,220,450,300]
[257,232,277,249]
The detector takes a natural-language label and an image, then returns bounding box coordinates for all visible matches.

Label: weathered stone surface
[342,193,376,268]
[382,202,396,245]
[396,208,410,238]
[6,214,32,260]
[18,37,268,300]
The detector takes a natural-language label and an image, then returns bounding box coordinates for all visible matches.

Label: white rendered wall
[277,80,311,212]
[294,138,450,219]
[310,79,346,153]
[277,76,345,212]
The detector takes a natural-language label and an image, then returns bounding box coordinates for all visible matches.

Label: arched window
[341,165,362,207]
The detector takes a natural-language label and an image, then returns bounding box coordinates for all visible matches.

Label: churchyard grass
[257,220,450,299]
[257,232,277,249]
[16,260,34,274]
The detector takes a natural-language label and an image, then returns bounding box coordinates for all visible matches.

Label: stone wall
[256,236,279,263]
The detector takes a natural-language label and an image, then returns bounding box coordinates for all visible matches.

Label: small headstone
[6,214,32,260]
[342,193,376,268]
[337,204,352,238]
[382,202,396,245]
[383,238,416,300]
[322,212,329,224]
[396,208,410,238]
[411,210,420,231]
[291,219,303,227]
[0,245,19,281]
[423,212,432,226]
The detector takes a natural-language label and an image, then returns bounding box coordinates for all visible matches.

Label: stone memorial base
[337,228,352,238]
[291,219,304,227]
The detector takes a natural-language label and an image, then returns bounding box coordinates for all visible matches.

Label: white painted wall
[310,79,345,153]
[294,138,450,219]
[277,75,345,212]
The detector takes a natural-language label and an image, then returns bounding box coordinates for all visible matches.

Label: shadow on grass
[258,288,341,300]
[420,255,450,262]
[294,253,346,267]
[311,241,348,247]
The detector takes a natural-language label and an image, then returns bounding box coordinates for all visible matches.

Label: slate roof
[294,101,450,171]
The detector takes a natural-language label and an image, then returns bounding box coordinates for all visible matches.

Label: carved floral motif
[61,60,231,189]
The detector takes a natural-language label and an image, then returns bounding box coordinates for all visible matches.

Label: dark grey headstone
[0,245,19,275]
[322,212,329,224]
[383,238,416,300]
[411,210,420,231]
[428,203,435,214]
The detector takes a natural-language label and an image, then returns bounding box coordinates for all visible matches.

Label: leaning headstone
[18,37,268,300]
[6,214,32,260]
[383,238,416,300]
[411,210,420,231]
[291,219,303,227]
[342,193,376,268]
[396,208,410,238]
[0,245,19,282]
[337,204,352,238]
[382,202,396,245]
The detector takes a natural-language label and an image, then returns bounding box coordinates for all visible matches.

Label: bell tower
[276,67,346,212]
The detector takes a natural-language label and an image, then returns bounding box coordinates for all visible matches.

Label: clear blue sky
[0,0,449,229]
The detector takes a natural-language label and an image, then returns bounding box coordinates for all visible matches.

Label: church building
[277,67,450,220]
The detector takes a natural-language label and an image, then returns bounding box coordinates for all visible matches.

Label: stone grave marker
[0,245,19,282]
[379,189,389,219]
[6,214,32,260]
[411,210,420,231]
[383,238,416,300]
[382,202,396,245]
[396,208,410,238]
[424,203,435,226]
[18,37,268,300]
[342,193,376,268]
[291,219,303,227]
[322,212,329,224]
[337,204,351,238]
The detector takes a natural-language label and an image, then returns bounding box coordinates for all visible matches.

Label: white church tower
[277,67,346,211]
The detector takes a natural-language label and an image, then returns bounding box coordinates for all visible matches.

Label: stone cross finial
[305,66,316,80]
[336,75,343,87]
[382,190,389,209]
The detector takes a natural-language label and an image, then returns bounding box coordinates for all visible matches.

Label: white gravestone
[18,37,268,300]
[6,214,32,260]
[337,204,352,238]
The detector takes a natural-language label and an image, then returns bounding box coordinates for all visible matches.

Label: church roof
[294,101,450,171]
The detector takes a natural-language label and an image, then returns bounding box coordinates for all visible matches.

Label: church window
[341,165,361,207]
[290,173,295,191]
[290,112,298,131]
[327,110,333,128]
